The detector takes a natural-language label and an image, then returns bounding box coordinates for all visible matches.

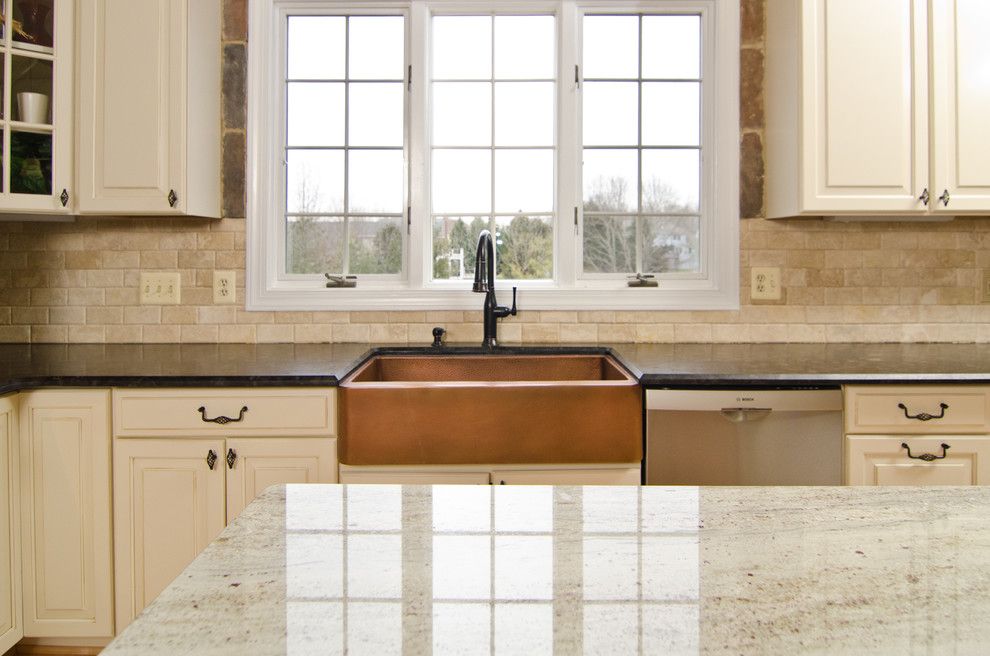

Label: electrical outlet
[982,269,990,303]
[751,267,782,301]
[213,270,236,304]
[140,272,181,305]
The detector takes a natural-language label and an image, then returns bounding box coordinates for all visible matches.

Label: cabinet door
[76,0,181,214]
[225,437,338,521]
[113,438,226,631]
[802,0,929,212]
[19,390,113,637]
[0,396,21,654]
[492,467,641,486]
[931,0,990,213]
[845,435,990,485]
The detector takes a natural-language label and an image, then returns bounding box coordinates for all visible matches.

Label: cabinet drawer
[845,435,990,485]
[113,388,336,437]
[844,385,990,434]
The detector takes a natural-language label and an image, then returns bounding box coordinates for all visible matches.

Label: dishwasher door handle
[720,407,772,423]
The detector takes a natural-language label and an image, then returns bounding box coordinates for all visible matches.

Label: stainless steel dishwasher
[646,388,844,486]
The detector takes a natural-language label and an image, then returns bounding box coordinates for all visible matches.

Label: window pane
[287,150,344,213]
[583,149,637,212]
[349,16,404,80]
[349,83,403,147]
[583,16,638,79]
[287,216,344,274]
[349,217,404,275]
[288,17,345,79]
[642,82,700,146]
[642,149,699,213]
[495,82,553,147]
[583,82,638,146]
[433,216,488,281]
[642,15,701,79]
[433,16,491,80]
[432,82,491,147]
[349,150,403,213]
[495,149,553,213]
[583,215,635,274]
[432,149,491,214]
[287,83,344,147]
[494,16,554,79]
[495,214,553,280]
[642,216,700,273]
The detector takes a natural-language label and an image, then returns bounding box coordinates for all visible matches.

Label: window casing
[247,0,739,311]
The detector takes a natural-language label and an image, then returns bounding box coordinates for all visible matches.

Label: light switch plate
[751,267,782,301]
[213,270,236,304]
[140,272,181,305]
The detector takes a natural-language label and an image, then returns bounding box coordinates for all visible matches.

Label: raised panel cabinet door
[0,397,21,653]
[113,438,226,631]
[225,438,338,521]
[845,435,990,485]
[18,390,113,638]
[803,0,929,212]
[77,0,179,214]
[931,0,990,213]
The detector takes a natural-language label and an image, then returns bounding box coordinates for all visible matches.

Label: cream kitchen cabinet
[338,464,641,486]
[0,395,21,654]
[0,0,74,215]
[844,385,990,485]
[76,0,220,217]
[111,388,337,630]
[765,0,990,217]
[18,389,113,638]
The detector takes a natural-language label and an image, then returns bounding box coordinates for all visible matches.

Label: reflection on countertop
[103,484,990,655]
[5,342,990,393]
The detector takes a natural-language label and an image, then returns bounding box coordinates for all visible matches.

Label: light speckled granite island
[103,485,990,655]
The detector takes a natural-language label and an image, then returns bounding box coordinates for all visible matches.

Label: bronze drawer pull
[897,402,948,422]
[901,442,950,462]
[206,449,218,470]
[197,406,248,424]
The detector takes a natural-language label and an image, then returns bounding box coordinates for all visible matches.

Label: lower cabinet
[845,435,990,485]
[18,390,114,638]
[338,464,641,486]
[0,396,21,654]
[113,435,337,630]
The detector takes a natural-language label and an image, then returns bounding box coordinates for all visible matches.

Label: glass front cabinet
[0,0,71,214]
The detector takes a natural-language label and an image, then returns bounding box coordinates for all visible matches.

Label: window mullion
[556,0,580,288]
[408,3,429,288]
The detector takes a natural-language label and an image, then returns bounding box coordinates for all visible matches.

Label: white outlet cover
[213,270,237,304]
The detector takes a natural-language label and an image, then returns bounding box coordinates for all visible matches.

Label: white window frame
[247,0,739,311]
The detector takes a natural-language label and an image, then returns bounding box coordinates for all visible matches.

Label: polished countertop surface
[102,484,990,655]
[4,342,990,394]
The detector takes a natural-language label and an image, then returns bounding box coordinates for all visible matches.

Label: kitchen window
[247,0,739,311]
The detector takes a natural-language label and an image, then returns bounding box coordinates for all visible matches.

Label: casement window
[248,0,739,310]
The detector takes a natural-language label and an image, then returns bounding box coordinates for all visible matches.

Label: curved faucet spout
[472,229,516,348]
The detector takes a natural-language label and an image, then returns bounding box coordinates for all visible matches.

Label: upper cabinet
[0,0,73,215]
[76,0,220,217]
[765,0,990,217]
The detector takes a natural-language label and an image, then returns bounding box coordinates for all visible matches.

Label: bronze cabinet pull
[918,188,930,205]
[206,449,218,470]
[897,402,948,422]
[197,405,248,424]
[901,442,950,462]
[226,448,237,469]
[938,189,950,207]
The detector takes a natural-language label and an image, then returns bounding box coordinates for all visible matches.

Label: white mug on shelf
[17,92,49,125]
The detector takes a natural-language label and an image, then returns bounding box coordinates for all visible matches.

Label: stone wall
[1,0,989,345]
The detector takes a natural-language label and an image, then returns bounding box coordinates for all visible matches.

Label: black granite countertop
[2,342,990,395]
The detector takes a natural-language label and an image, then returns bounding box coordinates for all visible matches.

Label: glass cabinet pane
[10,130,52,194]
[11,0,54,52]
[12,55,52,124]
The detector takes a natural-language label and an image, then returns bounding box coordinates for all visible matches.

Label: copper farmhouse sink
[338,353,642,465]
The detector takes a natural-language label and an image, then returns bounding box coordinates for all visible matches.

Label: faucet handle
[509,286,517,316]
[431,326,446,347]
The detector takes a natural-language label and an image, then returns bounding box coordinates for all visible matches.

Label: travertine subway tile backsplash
[1,0,989,345]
